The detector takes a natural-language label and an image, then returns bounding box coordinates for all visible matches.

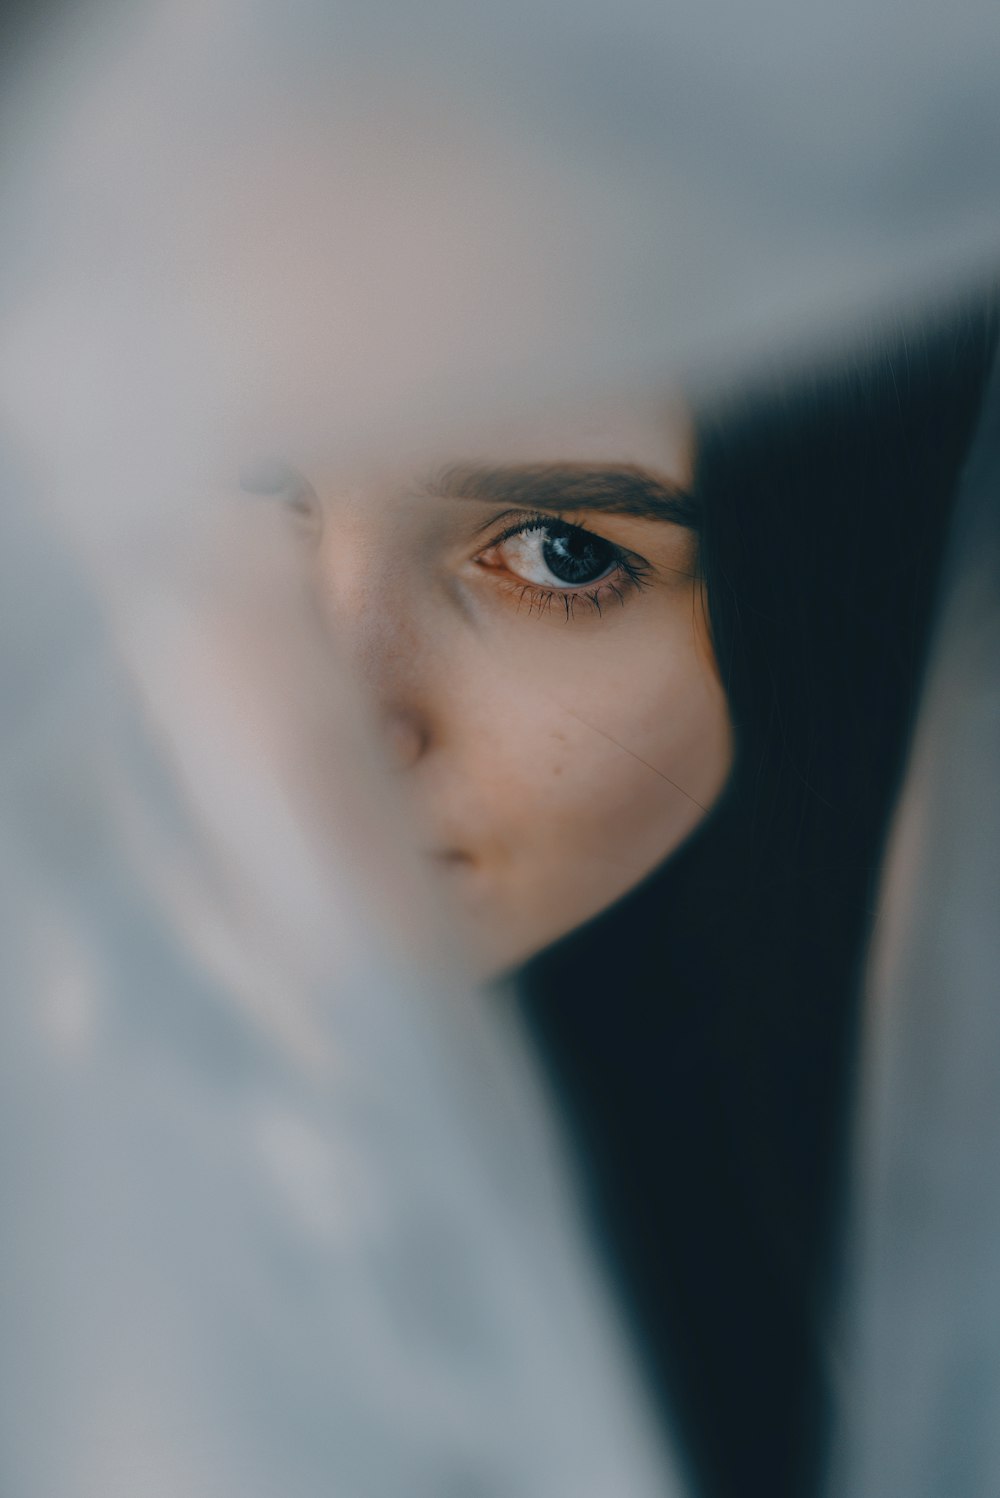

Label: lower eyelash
[502,562,650,621]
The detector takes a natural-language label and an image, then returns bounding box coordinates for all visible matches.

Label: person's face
[252,399,733,979]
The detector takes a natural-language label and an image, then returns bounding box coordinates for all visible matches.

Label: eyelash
[475,512,653,621]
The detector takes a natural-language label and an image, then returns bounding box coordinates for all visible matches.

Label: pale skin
[248,399,734,979]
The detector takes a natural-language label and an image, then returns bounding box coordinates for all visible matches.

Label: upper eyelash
[485,511,599,549]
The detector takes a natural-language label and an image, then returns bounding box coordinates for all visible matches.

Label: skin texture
[263,400,733,978]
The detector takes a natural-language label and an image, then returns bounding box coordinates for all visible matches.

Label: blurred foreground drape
[0,477,684,1497]
[831,354,1000,1495]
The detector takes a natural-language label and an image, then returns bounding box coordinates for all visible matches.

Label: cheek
[467,611,733,889]
[539,684,724,869]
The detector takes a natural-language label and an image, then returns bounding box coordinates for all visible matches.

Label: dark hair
[518,288,999,1498]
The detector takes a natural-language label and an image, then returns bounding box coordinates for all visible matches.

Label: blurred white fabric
[830,355,1000,1498]
[0,479,681,1496]
[3,0,1000,463]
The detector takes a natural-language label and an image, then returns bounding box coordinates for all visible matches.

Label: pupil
[542,529,614,585]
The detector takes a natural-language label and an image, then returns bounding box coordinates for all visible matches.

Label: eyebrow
[424,462,699,529]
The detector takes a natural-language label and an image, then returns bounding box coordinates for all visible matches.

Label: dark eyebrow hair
[425,462,699,529]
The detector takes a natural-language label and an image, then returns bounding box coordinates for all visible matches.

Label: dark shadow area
[519,285,999,1498]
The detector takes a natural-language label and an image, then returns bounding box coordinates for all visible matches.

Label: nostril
[383,710,427,770]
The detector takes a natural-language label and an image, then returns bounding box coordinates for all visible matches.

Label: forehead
[454,394,693,477]
[285,391,693,500]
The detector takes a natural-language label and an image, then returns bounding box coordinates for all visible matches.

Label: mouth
[426,848,476,870]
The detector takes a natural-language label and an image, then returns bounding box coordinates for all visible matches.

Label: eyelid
[239,457,306,496]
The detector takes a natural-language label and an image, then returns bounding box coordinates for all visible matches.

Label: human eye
[239,458,323,542]
[473,512,652,619]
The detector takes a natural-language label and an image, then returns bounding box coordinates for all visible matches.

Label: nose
[321,570,434,773]
[286,484,436,772]
[381,707,428,770]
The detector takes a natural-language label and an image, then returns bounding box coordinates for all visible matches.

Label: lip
[425,849,476,869]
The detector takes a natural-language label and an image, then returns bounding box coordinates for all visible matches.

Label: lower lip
[425,852,493,916]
